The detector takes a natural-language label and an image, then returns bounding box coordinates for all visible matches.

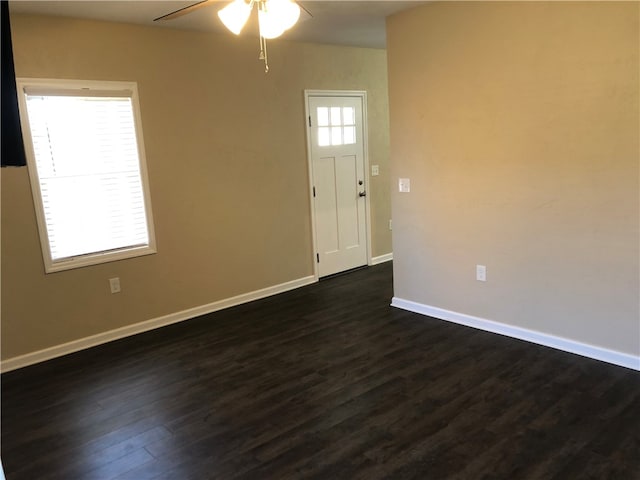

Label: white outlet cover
[399,178,410,193]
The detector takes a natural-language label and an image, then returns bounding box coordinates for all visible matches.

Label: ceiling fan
[154,0,312,72]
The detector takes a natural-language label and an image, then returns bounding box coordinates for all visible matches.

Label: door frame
[304,89,372,280]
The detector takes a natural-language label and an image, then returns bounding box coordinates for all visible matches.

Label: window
[316,106,356,147]
[17,79,156,273]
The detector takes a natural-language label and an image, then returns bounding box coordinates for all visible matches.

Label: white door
[307,94,368,277]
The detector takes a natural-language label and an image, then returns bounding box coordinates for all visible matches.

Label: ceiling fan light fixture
[277,0,301,31]
[216,0,302,71]
[258,0,300,39]
[257,8,284,39]
[217,0,252,35]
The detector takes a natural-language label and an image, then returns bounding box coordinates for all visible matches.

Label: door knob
[359,191,367,197]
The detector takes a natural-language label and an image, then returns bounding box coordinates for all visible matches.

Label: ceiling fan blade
[153,0,214,22]
[296,1,312,19]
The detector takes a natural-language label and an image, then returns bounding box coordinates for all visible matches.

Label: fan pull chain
[259,35,269,73]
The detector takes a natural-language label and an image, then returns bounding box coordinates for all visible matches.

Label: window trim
[17,78,157,273]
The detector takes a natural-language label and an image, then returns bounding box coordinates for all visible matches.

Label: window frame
[17,78,157,273]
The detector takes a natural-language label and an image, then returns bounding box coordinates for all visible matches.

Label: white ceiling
[9,1,428,49]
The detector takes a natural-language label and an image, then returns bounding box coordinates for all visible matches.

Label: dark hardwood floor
[2,262,639,479]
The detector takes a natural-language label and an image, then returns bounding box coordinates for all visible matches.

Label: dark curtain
[1,0,26,167]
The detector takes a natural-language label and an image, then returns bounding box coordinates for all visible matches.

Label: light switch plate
[399,178,410,193]
[476,265,486,282]
[371,165,379,176]
[109,277,121,294]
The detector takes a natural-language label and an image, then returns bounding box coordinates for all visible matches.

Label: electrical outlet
[389,219,393,230]
[476,265,486,282]
[109,277,121,294]
[371,165,379,176]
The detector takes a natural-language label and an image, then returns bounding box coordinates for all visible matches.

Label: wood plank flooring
[2,262,639,479]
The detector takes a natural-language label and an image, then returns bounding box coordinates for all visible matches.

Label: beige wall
[387,2,639,355]
[1,14,392,360]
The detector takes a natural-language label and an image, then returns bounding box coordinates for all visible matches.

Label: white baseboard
[371,253,393,265]
[1,275,317,373]
[391,297,640,371]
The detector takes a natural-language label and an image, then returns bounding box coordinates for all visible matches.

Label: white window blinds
[19,80,156,272]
